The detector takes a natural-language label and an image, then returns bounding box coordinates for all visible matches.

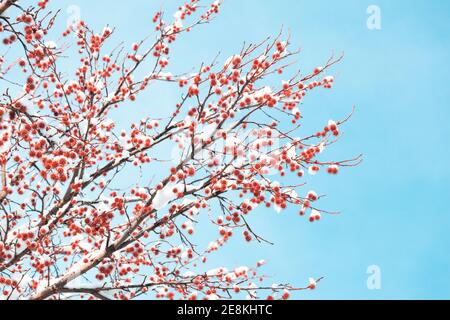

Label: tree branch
[0,0,17,16]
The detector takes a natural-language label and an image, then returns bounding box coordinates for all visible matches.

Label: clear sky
[48,0,450,299]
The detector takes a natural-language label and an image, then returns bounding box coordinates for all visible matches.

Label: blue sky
[48,0,450,299]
